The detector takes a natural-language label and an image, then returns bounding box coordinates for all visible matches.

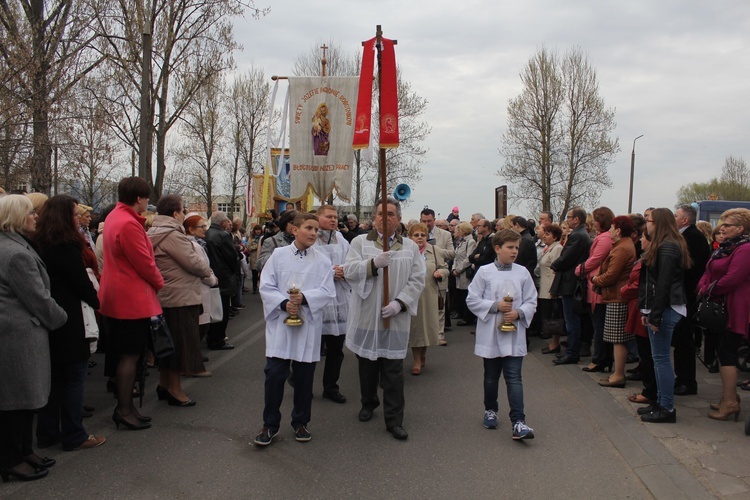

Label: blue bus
[692,200,750,226]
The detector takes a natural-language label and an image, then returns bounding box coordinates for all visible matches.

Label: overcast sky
[232,0,750,222]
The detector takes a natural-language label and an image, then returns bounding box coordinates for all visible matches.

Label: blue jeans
[648,308,682,411]
[483,356,525,424]
[263,357,316,430]
[36,360,89,450]
[561,296,582,359]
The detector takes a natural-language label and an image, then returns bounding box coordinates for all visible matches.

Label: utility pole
[628,135,644,213]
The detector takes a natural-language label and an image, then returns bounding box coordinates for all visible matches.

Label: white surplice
[467,262,538,358]
[315,230,351,336]
[260,244,336,362]
[344,232,426,360]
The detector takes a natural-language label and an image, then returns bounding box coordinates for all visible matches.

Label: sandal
[627,393,652,404]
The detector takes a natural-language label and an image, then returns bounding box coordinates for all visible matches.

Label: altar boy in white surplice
[253,213,336,447]
[467,229,537,441]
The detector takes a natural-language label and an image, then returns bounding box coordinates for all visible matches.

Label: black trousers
[636,335,657,401]
[672,316,697,389]
[263,357,316,430]
[357,356,404,428]
[207,294,231,348]
[322,335,345,393]
[0,410,34,468]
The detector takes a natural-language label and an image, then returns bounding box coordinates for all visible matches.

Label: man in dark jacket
[204,211,239,350]
[672,205,711,395]
[550,207,592,364]
[511,216,538,278]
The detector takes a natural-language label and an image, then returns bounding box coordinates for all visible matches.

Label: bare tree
[500,47,618,220]
[721,155,750,187]
[0,71,31,190]
[175,74,226,218]
[54,78,125,209]
[0,0,105,193]
[95,0,266,201]
[225,67,273,222]
[292,38,360,78]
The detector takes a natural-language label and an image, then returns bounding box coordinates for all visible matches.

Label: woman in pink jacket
[99,177,164,431]
[698,208,750,422]
[578,207,614,373]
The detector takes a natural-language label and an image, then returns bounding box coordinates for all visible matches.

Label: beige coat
[453,236,477,290]
[409,244,449,347]
[148,216,211,308]
[539,241,563,299]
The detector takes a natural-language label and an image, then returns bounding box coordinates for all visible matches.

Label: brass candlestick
[284,287,304,327]
[499,295,516,332]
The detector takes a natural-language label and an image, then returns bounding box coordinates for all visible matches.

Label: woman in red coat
[99,177,164,430]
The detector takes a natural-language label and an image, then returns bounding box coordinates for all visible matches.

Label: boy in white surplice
[467,229,537,441]
[253,213,336,447]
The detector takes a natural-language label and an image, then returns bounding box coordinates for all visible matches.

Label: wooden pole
[375,25,391,328]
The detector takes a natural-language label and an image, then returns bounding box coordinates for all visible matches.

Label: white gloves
[373,251,392,269]
[381,300,401,319]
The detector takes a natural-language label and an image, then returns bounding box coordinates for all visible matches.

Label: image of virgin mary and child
[311,103,331,156]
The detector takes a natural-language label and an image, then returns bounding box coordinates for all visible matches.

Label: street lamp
[627,134,644,214]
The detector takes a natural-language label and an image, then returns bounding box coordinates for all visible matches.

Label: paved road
[2,291,721,499]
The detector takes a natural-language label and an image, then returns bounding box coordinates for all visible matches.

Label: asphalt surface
[1,291,715,499]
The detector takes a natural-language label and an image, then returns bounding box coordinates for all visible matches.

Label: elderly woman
[33,195,106,452]
[183,213,218,376]
[99,177,164,430]
[592,216,636,387]
[0,195,67,482]
[698,208,750,421]
[452,221,477,325]
[77,204,95,251]
[148,196,211,406]
[539,224,564,353]
[579,207,614,373]
[408,223,449,374]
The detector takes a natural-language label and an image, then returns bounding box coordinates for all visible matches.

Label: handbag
[149,315,175,359]
[542,300,566,336]
[572,264,588,313]
[209,287,224,323]
[693,281,727,332]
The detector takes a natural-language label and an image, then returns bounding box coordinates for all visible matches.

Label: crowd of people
[1,179,749,479]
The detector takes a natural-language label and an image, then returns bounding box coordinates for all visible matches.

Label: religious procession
[2,11,750,498]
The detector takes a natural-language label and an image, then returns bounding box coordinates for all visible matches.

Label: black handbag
[693,281,727,332]
[150,315,175,358]
[543,300,566,336]
[572,264,588,313]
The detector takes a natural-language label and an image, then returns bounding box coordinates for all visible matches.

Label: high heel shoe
[112,411,152,430]
[1,466,49,482]
[166,391,196,407]
[708,401,741,421]
[23,455,55,469]
[582,363,612,373]
[710,394,740,411]
[541,345,560,354]
[156,385,168,401]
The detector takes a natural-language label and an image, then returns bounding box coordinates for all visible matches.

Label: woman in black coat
[33,196,106,451]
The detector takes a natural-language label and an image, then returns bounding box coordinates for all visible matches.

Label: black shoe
[294,425,312,442]
[166,392,196,407]
[112,412,151,431]
[673,384,697,396]
[626,372,643,381]
[359,408,374,422]
[555,352,566,359]
[24,455,55,469]
[637,404,657,415]
[626,355,640,364]
[322,391,347,404]
[626,366,640,374]
[254,426,278,446]
[208,343,234,351]
[387,425,408,440]
[640,406,676,423]
[202,356,209,362]
[88,360,97,368]
[541,345,561,354]
[553,355,579,365]
[82,408,93,418]
[582,363,612,373]
[456,320,472,326]
[1,466,49,482]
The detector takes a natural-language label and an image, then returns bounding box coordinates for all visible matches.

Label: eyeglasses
[722,223,740,228]
[197,224,208,229]
[411,233,427,237]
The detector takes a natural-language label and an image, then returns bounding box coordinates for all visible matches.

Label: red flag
[352,37,399,149]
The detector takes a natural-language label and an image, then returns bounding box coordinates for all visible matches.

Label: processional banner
[288,77,359,201]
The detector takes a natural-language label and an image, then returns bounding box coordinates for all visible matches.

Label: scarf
[712,233,750,259]
[282,231,295,245]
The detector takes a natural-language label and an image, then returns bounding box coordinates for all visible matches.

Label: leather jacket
[637,240,687,328]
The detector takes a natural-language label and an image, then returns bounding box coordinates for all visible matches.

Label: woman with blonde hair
[0,195,67,482]
[698,208,750,422]
[408,223,449,374]
[26,193,48,215]
[452,221,477,326]
[695,220,713,246]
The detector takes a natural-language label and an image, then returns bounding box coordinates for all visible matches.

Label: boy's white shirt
[467,262,538,358]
